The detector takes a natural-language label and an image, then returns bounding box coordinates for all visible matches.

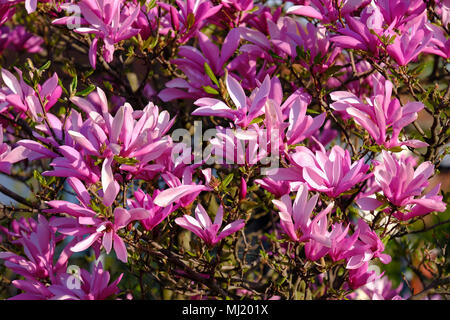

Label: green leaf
[221,173,234,190]
[113,155,138,165]
[38,61,51,73]
[58,78,69,96]
[249,115,265,125]
[204,62,219,87]
[76,84,96,97]
[363,144,382,153]
[103,81,113,92]
[268,50,283,60]
[388,146,403,153]
[202,85,219,95]
[70,75,78,96]
[324,64,343,78]
[186,13,195,30]
[33,170,45,185]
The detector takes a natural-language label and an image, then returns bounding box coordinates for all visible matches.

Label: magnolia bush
[0,0,448,300]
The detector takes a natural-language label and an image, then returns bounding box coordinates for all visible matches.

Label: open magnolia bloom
[175,204,245,246]
[357,151,447,221]
[330,76,428,149]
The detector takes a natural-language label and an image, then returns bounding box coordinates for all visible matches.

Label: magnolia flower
[255,177,290,198]
[8,262,122,300]
[158,0,222,43]
[0,124,29,174]
[290,145,371,198]
[285,22,341,74]
[423,23,450,59]
[387,16,432,66]
[0,215,72,282]
[0,5,14,26]
[0,0,42,14]
[192,73,269,127]
[357,151,446,220]
[0,68,61,120]
[375,0,426,30]
[286,0,370,24]
[7,26,43,53]
[53,0,141,68]
[344,219,391,269]
[348,262,382,290]
[47,262,123,300]
[330,76,428,149]
[349,275,403,300]
[159,28,241,102]
[128,189,177,231]
[272,183,334,243]
[70,207,149,263]
[331,6,390,56]
[175,204,245,246]
[54,93,174,205]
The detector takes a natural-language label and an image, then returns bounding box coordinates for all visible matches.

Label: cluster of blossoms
[0,0,447,301]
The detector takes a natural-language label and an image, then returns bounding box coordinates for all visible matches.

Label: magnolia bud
[170,6,179,31]
[240,177,247,200]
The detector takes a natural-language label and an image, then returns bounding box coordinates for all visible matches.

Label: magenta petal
[114,207,131,229]
[103,231,113,254]
[113,233,128,263]
[128,208,150,221]
[102,157,120,207]
[286,5,323,20]
[153,184,209,207]
[89,38,98,69]
[71,232,100,252]
[356,197,383,211]
[217,219,245,240]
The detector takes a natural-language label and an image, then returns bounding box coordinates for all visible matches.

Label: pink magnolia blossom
[286,0,370,24]
[387,16,432,66]
[0,215,72,282]
[212,0,253,28]
[263,85,326,149]
[52,93,174,205]
[290,145,371,198]
[330,76,428,149]
[0,124,30,174]
[349,275,403,300]
[9,262,122,300]
[0,68,61,120]
[53,0,141,68]
[47,262,123,300]
[331,6,391,56]
[255,177,290,198]
[348,262,382,290]
[284,21,341,74]
[158,0,222,44]
[7,26,43,53]
[0,5,14,26]
[69,206,149,263]
[207,124,272,166]
[43,145,100,184]
[0,0,42,14]
[175,204,245,246]
[192,73,269,127]
[128,188,177,231]
[422,23,450,59]
[154,167,212,208]
[357,151,447,220]
[344,219,391,269]
[158,28,240,102]
[272,183,334,243]
[375,0,426,30]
